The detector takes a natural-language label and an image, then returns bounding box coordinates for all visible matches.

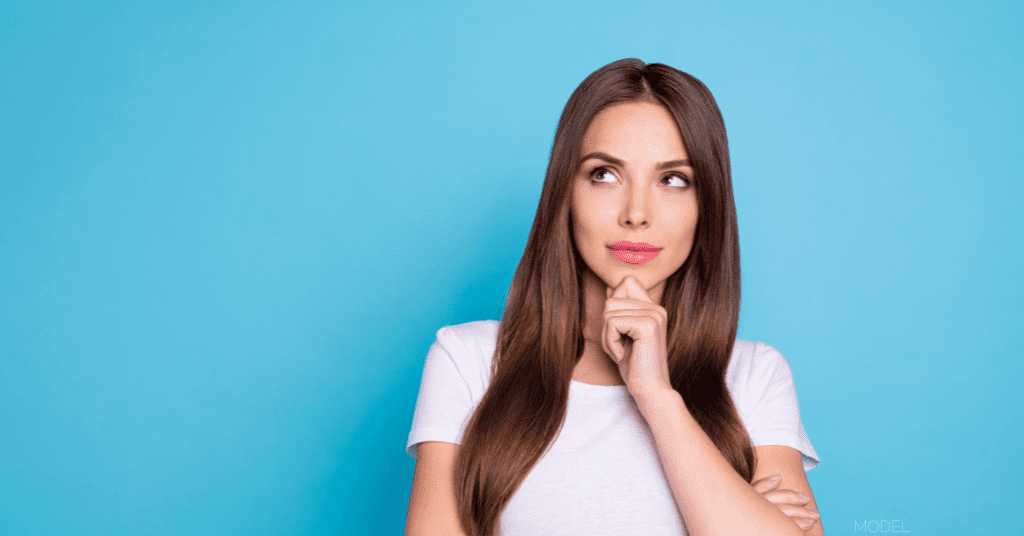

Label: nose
[621,182,650,229]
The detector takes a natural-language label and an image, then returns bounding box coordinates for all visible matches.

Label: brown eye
[663,173,691,188]
[591,167,617,183]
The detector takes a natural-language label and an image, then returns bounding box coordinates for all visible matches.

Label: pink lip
[609,241,660,252]
[608,241,661,265]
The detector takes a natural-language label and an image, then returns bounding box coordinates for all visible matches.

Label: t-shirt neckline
[569,379,631,399]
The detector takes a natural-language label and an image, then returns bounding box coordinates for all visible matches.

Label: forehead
[579,101,688,158]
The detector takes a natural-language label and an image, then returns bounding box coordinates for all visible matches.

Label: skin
[569,100,822,533]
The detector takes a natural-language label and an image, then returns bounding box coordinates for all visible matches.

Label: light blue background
[2,1,1021,534]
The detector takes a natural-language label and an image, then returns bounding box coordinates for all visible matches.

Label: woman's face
[570,100,699,302]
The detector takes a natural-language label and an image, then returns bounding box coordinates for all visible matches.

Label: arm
[406,441,469,536]
[634,390,806,536]
[752,445,825,535]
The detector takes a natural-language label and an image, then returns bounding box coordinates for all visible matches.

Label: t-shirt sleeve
[746,342,820,472]
[405,326,477,458]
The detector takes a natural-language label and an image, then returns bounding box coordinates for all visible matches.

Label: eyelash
[589,167,692,188]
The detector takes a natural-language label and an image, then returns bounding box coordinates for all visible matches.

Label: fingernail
[808,509,819,516]
[769,474,782,481]
[798,493,809,499]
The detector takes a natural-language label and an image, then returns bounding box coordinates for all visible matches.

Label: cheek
[686,214,699,241]
[680,197,699,239]
[670,203,700,259]
[570,191,604,241]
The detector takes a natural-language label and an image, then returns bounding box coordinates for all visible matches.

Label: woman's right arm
[406,441,470,536]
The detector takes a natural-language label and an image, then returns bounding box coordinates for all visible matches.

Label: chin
[600,267,659,291]
[581,251,671,292]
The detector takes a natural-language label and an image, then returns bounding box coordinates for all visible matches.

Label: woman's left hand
[751,474,821,532]
[602,275,674,399]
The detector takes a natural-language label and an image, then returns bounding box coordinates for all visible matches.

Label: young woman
[405,58,824,536]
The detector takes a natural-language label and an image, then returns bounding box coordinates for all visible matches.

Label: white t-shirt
[406,320,819,536]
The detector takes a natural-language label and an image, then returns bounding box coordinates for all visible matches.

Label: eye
[663,172,691,188]
[590,167,617,183]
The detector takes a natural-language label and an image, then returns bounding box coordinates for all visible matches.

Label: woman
[404,58,824,536]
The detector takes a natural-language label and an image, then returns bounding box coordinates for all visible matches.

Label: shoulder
[726,339,792,396]
[727,339,820,470]
[726,338,781,375]
[432,320,501,390]
[435,319,500,351]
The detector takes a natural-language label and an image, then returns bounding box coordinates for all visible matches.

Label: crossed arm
[751,445,825,535]
[635,390,825,536]
[406,437,824,536]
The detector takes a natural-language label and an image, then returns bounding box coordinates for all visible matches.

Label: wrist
[631,387,684,415]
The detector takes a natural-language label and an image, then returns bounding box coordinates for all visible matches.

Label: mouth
[608,241,661,252]
[608,241,661,264]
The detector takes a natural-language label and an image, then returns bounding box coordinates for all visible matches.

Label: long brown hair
[453,58,752,536]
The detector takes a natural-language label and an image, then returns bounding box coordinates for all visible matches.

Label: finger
[612,275,647,303]
[611,277,630,300]
[795,517,817,532]
[603,315,639,363]
[623,275,655,304]
[610,275,651,301]
[751,474,782,493]
[603,299,660,317]
[603,298,643,311]
[797,515,819,531]
[751,475,780,493]
[603,316,624,363]
[761,488,812,506]
[601,302,631,363]
[603,299,668,330]
[603,312,658,343]
[775,504,821,533]
[774,502,820,519]
[776,508,819,533]
[758,474,783,485]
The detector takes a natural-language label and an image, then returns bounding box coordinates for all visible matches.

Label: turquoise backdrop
[2,1,1021,534]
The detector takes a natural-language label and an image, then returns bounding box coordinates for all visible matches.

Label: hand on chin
[601,275,673,399]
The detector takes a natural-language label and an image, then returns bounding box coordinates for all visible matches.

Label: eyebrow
[577,151,692,170]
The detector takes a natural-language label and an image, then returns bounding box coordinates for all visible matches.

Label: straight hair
[452,58,752,536]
